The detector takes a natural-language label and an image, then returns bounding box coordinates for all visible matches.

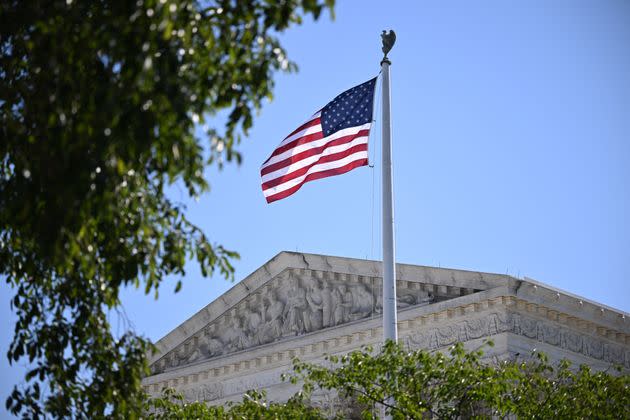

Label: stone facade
[142,252,630,406]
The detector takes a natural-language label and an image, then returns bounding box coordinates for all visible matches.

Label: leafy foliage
[292,340,509,418]
[508,353,630,419]
[144,388,324,419]
[0,0,333,417]
[143,342,629,419]
[290,341,630,419]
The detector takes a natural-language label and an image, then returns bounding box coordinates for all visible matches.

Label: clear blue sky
[2,0,629,415]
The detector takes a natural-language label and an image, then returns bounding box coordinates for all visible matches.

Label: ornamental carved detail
[151,269,442,374]
[182,383,223,402]
[406,311,629,369]
[157,309,628,402]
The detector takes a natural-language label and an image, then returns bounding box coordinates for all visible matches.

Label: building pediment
[144,252,630,405]
[149,252,506,374]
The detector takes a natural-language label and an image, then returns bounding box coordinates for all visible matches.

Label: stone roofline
[149,251,629,365]
[143,286,630,391]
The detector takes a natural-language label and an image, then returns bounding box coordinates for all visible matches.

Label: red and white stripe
[261,112,371,203]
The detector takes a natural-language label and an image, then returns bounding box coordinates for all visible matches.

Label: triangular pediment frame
[149,252,511,374]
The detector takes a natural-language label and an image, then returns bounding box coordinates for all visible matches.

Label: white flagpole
[380,30,398,346]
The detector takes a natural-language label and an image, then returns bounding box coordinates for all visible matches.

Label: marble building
[142,251,630,407]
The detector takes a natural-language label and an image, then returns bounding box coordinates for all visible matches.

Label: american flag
[261,78,377,203]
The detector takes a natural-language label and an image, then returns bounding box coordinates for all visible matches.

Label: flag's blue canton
[321,78,376,137]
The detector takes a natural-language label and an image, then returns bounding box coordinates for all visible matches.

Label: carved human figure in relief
[283,281,307,335]
[331,285,352,325]
[305,281,325,331]
[185,339,201,364]
[221,314,248,352]
[397,293,416,308]
[320,282,334,328]
[348,283,374,320]
[262,292,284,342]
[206,335,224,357]
[342,284,356,321]
[186,332,223,363]
[172,349,188,367]
[246,300,266,346]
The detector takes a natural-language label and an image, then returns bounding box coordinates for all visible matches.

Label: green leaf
[1,0,335,417]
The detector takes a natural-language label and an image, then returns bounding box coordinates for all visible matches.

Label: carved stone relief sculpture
[153,271,437,373]
[182,383,223,402]
[282,279,308,336]
[406,311,629,369]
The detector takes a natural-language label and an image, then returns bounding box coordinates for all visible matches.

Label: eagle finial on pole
[381,29,396,61]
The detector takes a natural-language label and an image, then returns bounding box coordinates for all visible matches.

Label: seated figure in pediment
[397,293,417,308]
[219,315,249,352]
[240,299,266,347]
[348,283,374,320]
[261,293,284,343]
[186,333,224,363]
